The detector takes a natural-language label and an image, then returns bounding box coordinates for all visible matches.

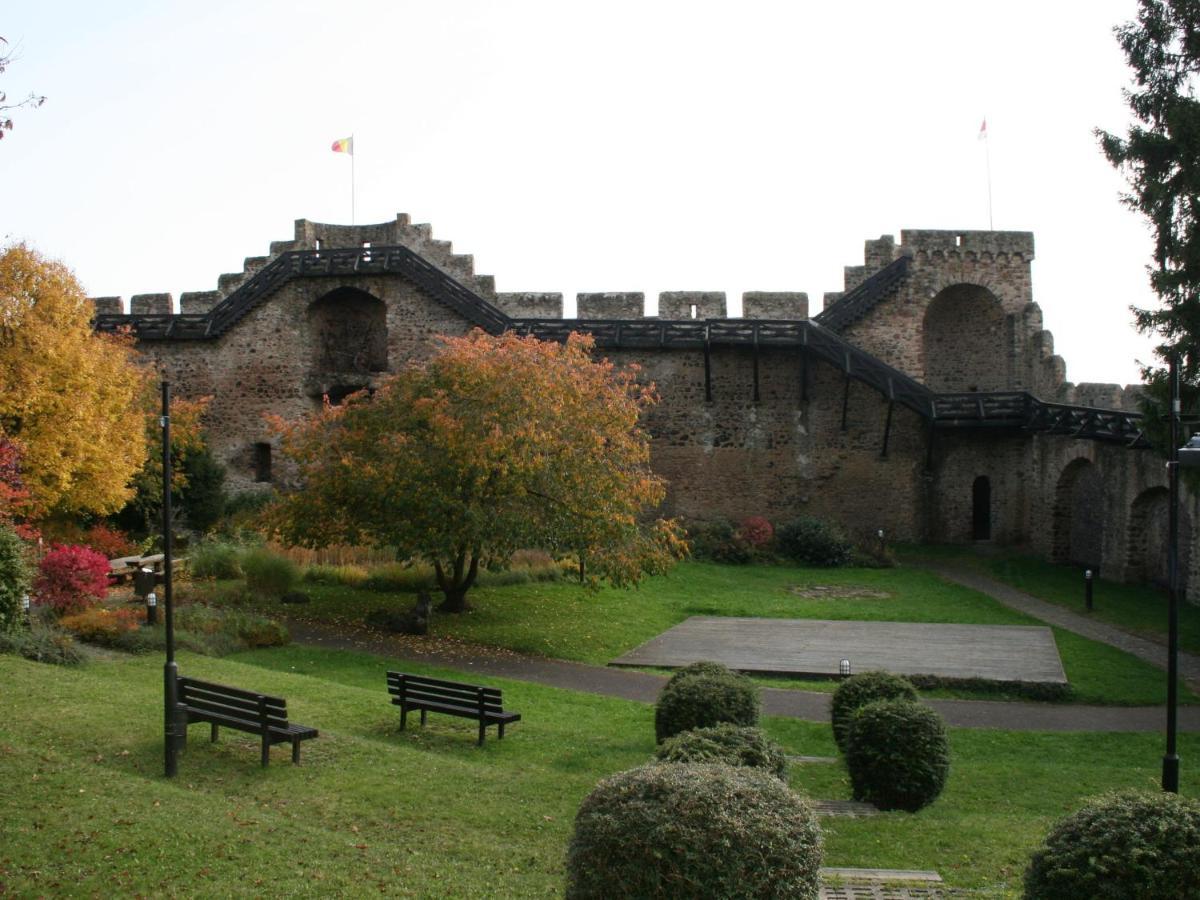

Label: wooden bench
[177,676,318,766]
[386,671,520,746]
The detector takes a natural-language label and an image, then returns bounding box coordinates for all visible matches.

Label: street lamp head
[1180,432,1200,469]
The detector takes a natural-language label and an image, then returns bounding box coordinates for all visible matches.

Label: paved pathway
[927,563,1200,692]
[286,620,1200,733]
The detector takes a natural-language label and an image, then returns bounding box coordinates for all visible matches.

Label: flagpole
[985,132,994,230]
[351,133,356,226]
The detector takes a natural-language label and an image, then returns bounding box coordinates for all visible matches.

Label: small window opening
[361,240,372,262]
[314,238,322,257]
[955,234,963,247]
[690,304,698,319]
[972,475,991,541]
[253,443,272,483]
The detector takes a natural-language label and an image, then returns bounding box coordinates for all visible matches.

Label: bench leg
[261,734,270,768]
[498,722,505,740]
[210,723,219,743]
[477,722,486,746]
[420,709,427,727]
[400,707,407,731]
[292,738,301,765]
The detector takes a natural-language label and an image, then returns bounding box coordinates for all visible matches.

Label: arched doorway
[308,288,388,375]
[1127,487,1192,592]
[1051,458,1105,567]
[922,284,1008,392]
[972,476,991,540]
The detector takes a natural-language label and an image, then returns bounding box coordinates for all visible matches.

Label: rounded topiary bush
[655,667,760,743]
[654,723,787,779]
[844,699,949,812]
[566,763,822,899]
[830,670,919,752]
[1024,790,1200,900]
[665,660,738,689]
[776,515,852,567]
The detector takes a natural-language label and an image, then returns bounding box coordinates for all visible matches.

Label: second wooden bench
[386,671,520,746]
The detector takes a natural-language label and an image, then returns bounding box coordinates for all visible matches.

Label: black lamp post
[161,381,181,778]
[1163,355,1200,793]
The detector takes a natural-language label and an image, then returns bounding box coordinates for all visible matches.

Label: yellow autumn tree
[0,244,150,519]
[268,330,688,611]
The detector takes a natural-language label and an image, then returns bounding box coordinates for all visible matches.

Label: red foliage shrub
[736,516,774,548]
[60,605,144,643]
[35,544,111,615]
[79,524,136,560]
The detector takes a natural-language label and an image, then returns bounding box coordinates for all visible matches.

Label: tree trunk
[437,584,471,613]
[434,550,479,613]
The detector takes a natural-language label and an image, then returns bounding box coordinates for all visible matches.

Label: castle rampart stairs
[92,245,1148,449]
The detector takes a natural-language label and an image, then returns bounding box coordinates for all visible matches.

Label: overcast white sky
[1,0,1165,386]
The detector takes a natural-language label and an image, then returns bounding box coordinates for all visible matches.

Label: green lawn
[899,544,1200,656]
[0,647,1196,897]
[193,560,1193,706]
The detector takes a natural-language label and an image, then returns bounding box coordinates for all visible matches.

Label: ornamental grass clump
[844,699,949,812]
[240,547,299,600]
[565,763,822,900]
[654,662,760,743]
[830,670,919,753]
[1024,790,1200,900]
[654,723,787,779]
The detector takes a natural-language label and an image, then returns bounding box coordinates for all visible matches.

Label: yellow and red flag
[331,136,353,155]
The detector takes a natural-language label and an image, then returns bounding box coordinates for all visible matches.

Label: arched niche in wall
[1051,458,1105,567]
[308,287,388,376]
[922,284,1008,392]
[1127,486,1192,592]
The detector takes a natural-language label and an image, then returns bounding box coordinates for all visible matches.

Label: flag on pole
[331,136,353,155]
[978,119,988,140]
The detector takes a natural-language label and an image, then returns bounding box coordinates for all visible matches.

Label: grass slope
[1,647,1198,897]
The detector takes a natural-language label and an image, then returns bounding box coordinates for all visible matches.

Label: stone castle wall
[96,216,1195,600]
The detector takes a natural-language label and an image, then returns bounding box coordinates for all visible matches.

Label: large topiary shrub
[844,699,950,812]
[1024,790,1200,899]
[35,544,110,615]
[830,670,919,752]
[654,723,787,779]
[776,515,852,567]
[240,547,299,600]
[0,524,31,633]
[664,660,739,689]
[566,763,822,899]
[655,666,760,743]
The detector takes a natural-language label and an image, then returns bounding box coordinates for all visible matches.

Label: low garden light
[839,658,851,677]
[146,591,158,627]
[1084,569,1094,612]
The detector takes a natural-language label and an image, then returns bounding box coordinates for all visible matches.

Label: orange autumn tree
[267,330,687,612]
